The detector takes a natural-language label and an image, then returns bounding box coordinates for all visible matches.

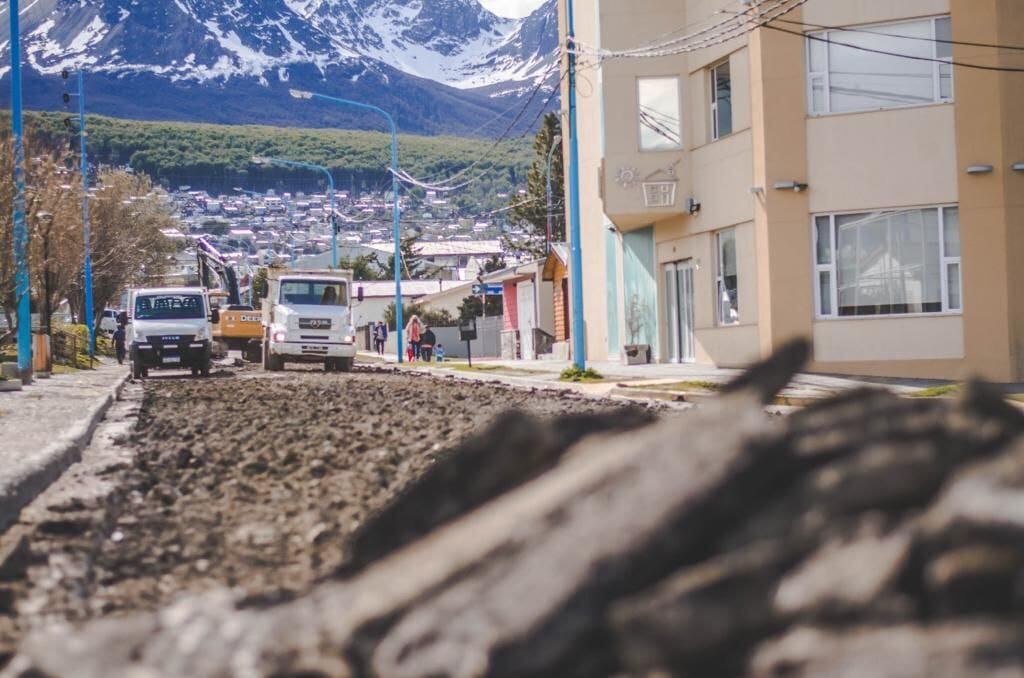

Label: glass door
[663,260,695,363]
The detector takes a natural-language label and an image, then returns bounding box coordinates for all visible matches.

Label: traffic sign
[472,283,504,295]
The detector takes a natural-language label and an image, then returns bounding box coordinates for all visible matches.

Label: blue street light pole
[289,89,404,363]
[565,0,587,370]
[252,156,336,268]
[9,0,31,383]
[71,71,95,360]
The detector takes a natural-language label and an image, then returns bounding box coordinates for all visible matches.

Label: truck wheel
[191,366,199,377]
[324,359,334,372]
[339,357,353,373]
[132,358,144,380]
[245,344,262,363]
[262,341,271,370]
[201,360,211,378]
[268,353,284,372]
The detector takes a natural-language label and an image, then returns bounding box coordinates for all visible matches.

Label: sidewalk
[0,360,128,531]
[360,351,1023,407]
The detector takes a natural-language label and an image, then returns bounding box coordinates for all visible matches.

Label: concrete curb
[0,371,130,533]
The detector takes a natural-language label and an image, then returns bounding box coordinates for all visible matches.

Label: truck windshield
[134,294,205,320]
[279,281,348,306]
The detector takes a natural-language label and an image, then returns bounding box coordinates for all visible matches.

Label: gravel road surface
[0,365,643,657]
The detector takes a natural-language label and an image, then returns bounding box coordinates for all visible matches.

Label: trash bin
[32,333,51,375]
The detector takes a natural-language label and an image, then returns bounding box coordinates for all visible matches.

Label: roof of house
[355,280,472,298]
[364,240,503,257]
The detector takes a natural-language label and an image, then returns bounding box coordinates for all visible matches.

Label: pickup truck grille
[298,318,332,330]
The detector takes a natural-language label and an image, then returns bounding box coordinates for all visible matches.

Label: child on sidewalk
[434,344,445,362]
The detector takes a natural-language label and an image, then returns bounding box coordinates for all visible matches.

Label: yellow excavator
[196,237,263,362]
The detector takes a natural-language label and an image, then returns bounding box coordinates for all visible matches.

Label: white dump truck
[262,268,360,372]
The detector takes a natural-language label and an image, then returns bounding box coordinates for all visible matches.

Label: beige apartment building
[557,0,1024,381]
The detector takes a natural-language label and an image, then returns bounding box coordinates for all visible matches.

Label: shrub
[559,366,603,382]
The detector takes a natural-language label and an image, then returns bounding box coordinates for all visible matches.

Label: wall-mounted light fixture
[686,197,701,215]
[1011,163,1024,172]
[966,164,994,175]
[772,181,809,193]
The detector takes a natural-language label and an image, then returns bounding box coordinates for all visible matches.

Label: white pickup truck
[124,287,219,379]
[262,269,360,372]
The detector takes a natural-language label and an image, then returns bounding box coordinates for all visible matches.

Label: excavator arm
[195,236,241,306]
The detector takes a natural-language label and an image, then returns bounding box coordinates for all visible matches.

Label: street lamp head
[289,89,314,100]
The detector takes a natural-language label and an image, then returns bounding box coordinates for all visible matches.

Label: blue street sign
[472,283,504,295]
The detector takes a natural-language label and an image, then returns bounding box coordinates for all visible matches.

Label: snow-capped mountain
[0,0,558,135]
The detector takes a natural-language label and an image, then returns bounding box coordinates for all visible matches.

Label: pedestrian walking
[405,314,423,360]
[420,326,436,362]
[113,324,127,365]
[373,321,388,356]
[434,343,445,363]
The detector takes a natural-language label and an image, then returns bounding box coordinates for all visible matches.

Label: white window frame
[636,76,683,152]
[709,60,732,141]
[806,15,954,116]
[812,205,963,320]
[715,228,739,326]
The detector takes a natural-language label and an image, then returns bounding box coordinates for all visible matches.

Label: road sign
[471,283,504,296]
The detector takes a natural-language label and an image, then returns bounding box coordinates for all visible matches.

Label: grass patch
[559,366,604,383]
[447,364,548,376]
[910,383,962,398]
[624,380,723,392]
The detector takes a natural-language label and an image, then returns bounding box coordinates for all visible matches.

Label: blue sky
[478,0,547,18]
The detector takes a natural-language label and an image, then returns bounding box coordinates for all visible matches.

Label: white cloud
[478,0,546,19]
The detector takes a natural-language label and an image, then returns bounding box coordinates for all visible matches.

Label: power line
[765,23,1024,73]
[394,70,565,193]
[571,0,811,60]
[396,62,560,190]
[769,15,1024,52]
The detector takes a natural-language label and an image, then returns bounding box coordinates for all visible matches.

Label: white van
[124,287,219,379]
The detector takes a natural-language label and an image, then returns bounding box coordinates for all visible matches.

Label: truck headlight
[273,331,286,343]
[343,335,355,343]
[194,327,209,341]
[134,332,146,342]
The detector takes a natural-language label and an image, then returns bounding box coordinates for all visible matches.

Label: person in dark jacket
[420,326,436,362]
[113,324,127,365]
[373,321,388,356]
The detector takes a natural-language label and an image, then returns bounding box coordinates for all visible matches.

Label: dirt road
[0,365,649,657]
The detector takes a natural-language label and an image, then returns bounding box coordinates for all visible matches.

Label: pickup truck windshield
[135,294,205,320]
[279,281,348,306]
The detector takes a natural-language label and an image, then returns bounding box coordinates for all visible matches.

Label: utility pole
[565,0,586,370]
[10,0,32,383]
[545,133,562,255]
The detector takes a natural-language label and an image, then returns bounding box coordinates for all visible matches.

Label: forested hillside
[22,113,533,211]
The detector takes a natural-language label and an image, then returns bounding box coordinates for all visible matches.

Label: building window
[637,77,682,151]
[710,60,732,140]
[807,16,953,115]
[716,228,739,325]
[814,206,962,318]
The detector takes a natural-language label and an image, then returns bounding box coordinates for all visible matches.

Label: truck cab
[124,287,218,379]
[262,270,358,372]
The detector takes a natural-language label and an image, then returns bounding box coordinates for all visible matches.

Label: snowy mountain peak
[0,0,558,135]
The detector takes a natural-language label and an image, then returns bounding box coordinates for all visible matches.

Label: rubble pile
[7,342,1024,677]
